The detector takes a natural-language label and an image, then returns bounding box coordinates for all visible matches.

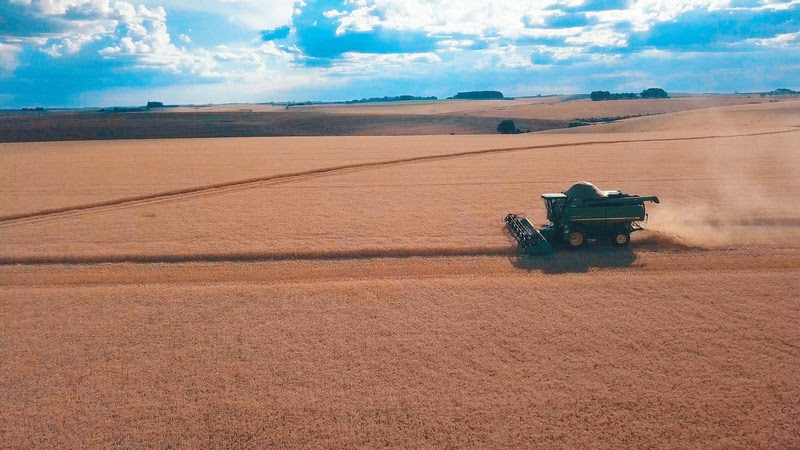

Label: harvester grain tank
[505,182,659,254]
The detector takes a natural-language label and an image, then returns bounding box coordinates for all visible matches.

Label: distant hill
[451,91,504,100]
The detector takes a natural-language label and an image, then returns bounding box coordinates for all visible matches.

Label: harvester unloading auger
[505,182,659,254]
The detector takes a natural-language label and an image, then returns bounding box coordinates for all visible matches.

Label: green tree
[497,119,519,134]
[640,88,669,99]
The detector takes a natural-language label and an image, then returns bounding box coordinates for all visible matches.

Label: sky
[0,0,798,107]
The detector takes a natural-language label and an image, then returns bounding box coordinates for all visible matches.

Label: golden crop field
[1,99,799,447]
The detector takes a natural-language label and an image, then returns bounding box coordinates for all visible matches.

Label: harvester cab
[505,182,659,254]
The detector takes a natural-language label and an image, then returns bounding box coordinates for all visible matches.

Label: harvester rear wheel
[568,230,585,248]
[613,231,630,247]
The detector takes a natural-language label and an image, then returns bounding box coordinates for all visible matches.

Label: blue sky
[0,0,798,107]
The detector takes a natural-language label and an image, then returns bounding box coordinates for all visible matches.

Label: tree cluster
[640,88,669,99]
[590,88,669,101]
[497,119,521,134]
[590,91,637,101]
[453,91,504,100]
[761,88,799,97]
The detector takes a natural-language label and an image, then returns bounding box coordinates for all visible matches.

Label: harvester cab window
[552,198,565,215]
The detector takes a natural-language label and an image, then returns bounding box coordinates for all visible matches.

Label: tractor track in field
[255,175,800,190]
[0,245,518,266]
[1,128,796,229]
[1,247,797,284]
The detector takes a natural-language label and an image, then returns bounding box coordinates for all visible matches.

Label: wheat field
[1,99,799,447]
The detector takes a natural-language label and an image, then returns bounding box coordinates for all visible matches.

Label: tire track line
[258,175,800,190]
[1,128,795,228]
[0,245,518,266]
[2,245,798,270]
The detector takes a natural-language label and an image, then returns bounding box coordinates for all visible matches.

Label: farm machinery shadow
[507,231,699,274]
[509,245,638,274]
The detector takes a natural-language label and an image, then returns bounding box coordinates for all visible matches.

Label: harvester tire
[613,231,630,247]
[568,230,585,248]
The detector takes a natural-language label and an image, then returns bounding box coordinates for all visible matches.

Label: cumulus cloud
[0,0,301,79]
[1,0,799,107]
[749,30,800,47]
[1,1,139,56]
[0,42,23,74]
[323,0,798,45]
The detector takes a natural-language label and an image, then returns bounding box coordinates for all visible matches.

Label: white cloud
[437,39,476,51]
[98,11,221,76]
[529,45,586,65]
[330,0,557,38]
[257,41,296,60]
[3,0,800,106]
[41,43,64,56]
[326,0,782,42]
[3,36,49,46]
[749,31,800,48]
[1,1,126,56]
[0,0,313,85]
[323,9,345,18]
[565,26,628,47]
[0,43,23,74]
[320,51,444,77]
[342,51,442,65]
[478,44,534,69]
[586,0,735,32]
[756,0,800,10]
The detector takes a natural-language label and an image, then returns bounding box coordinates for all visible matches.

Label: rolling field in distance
[0,95,785,142]
[1,99,799,447]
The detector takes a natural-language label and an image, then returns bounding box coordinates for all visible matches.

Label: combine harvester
[505,182,659,255]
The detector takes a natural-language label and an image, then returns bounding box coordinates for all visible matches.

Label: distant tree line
[452,90,504,100]
[345,95,437,104]
[760,88,798,97]
[145,101,178,109]
[590,91,637,101]
[590,88,669,101]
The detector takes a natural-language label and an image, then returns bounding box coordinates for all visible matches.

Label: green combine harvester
[505,182,659,254]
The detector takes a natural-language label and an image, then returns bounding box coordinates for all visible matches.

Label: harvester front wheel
[568,230,585,248]
[613,231,630,247]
